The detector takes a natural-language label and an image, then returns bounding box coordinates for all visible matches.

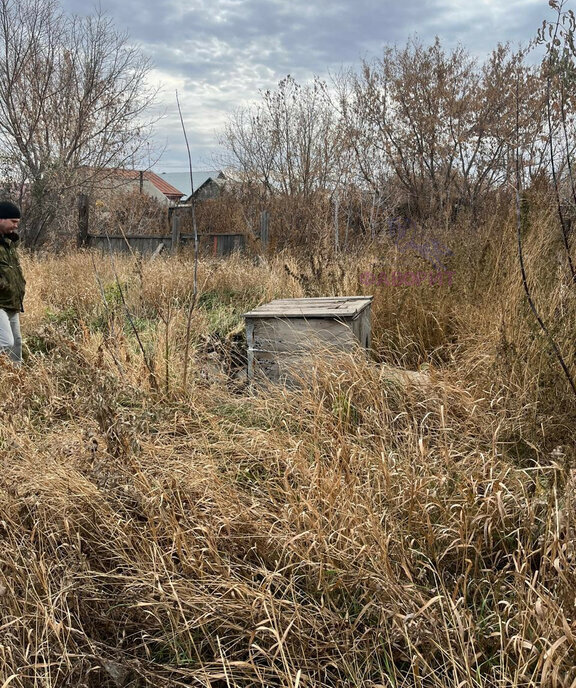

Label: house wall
[124,178,176,206]
[194,180,224,201]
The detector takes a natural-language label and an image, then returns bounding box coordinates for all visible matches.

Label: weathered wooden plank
[250,318,358,354]
[244,296,372,319]
[251,352,342,384]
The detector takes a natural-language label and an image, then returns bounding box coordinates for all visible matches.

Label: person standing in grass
[0,201,25,365]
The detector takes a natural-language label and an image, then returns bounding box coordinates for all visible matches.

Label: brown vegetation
[0,193,574,687]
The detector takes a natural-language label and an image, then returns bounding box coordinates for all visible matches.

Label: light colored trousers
[0,309,22,364]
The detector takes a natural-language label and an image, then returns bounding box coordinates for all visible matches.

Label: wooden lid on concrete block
[244,296,373,320]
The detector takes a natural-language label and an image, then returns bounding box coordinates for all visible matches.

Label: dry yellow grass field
[0,201,574,687]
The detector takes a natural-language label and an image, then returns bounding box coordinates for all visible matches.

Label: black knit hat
[0,201,21,219]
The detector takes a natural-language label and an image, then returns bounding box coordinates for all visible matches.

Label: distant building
[79,167,185,205]
[188,172,227,202]
[159,170,225,200]
[108,169,185,205]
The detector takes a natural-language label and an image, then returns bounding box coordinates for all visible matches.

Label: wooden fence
[77,194,254,257]
[84,233,246,256]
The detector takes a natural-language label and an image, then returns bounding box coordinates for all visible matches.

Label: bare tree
[222,75,348,197]
[339,38,546,220]
[220,75,353,247]
[0,0,158,246]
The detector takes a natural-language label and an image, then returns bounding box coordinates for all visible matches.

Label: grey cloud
[57,0,556,170]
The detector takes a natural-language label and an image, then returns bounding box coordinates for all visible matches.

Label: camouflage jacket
[0,233,25,312]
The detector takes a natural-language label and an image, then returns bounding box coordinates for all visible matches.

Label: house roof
[158,170,224,199]
[112,169,185,200]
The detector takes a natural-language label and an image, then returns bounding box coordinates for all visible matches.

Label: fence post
[77,194,89,248]
[171,211,181,254]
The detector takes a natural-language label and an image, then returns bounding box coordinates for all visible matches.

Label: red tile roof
[110,168,184,200]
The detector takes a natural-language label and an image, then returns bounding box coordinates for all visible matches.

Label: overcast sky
[60,0,550,173]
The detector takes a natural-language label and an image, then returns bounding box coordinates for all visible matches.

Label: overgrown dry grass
[0,203,574,686]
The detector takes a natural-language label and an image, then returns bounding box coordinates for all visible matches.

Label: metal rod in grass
[176,89,199,389]
[104,227,159,391]
[514,69,576,399]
